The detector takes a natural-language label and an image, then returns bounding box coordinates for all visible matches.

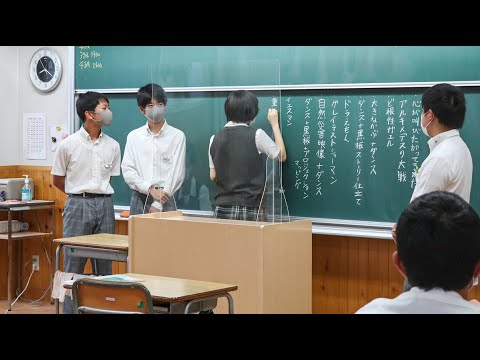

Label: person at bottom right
[357,191,480,314]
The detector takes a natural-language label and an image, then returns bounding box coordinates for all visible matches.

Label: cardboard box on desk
[0,178,35,200]
[127,211,312,314]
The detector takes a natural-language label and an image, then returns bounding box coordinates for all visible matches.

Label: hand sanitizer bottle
[21,175,32,201]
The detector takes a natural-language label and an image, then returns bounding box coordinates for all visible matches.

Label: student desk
[53,233,128,314]
[65,272,238,314]
[0,200,55,311]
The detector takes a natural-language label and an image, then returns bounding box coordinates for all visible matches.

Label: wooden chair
[72,278,154,314]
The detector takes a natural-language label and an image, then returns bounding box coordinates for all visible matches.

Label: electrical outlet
[32,255,39,271]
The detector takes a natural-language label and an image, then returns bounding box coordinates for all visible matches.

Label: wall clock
[29,48,62,92]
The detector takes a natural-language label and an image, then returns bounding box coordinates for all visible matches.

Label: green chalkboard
[76,46,480,88]
[74,46,480,223]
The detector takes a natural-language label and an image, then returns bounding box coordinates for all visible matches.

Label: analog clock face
[29,49,62,92]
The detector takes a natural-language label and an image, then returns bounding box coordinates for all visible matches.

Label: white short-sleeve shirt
[51,126,121,194]
[411,129,472,203]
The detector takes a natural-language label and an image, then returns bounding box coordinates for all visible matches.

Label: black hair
[422,83,466,129]
[224,90,259,124]
[396,191,480,291]
[76,91,109,122]
[137,83,167,108]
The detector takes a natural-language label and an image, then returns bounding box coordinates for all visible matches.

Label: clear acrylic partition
[146,58,289,222]
[256,59,290,223]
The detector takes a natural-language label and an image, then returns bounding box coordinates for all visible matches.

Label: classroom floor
[1,299,57,314]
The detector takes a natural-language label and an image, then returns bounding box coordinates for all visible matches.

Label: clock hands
[39,58,53,77]
[39,58,47,70]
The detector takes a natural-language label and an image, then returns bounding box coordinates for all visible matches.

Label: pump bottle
[21,175,32,201]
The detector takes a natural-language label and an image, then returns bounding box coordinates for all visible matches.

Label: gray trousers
[129,190,177,215]
[62,195,115,314]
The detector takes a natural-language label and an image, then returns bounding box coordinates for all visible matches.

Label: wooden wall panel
[312,235,404,314]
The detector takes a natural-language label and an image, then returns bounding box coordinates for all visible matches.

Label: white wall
[17,46,71,166]
[0,47,19,165]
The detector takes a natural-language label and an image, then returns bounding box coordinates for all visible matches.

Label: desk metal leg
[55,244,62,314]
[7,238,12,312]
[225,293,234,314]
[184,293,235,314]
[6,211,12,312]
[50,206,55,304]
[16,239,22,297]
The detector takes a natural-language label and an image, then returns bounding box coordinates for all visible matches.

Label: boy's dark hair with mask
[136,83,168,123]
[137,83,167,107]
[76,91,110,123]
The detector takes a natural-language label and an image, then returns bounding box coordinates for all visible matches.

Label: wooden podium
[128,212,312,314]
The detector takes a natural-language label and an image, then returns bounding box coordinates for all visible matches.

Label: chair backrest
[72,278,154,314]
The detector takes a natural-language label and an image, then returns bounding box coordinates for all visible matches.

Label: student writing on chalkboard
[209,90,286,221]
[357,191,480,314]
[122,83,186,215]
[51,92,121,314]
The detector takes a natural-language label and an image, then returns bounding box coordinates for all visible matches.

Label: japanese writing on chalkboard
[286,93,425,209]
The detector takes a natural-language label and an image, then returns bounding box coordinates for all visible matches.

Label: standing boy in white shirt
[393,83,473,292]
[51,91,121,314]
[411,83,472,203]
[122,83,186,215]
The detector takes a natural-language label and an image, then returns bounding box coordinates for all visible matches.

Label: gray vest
[210,126,265,207]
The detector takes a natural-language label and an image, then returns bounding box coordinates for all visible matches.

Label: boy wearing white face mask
[122,83,186,215]
[411,83,472,204]
[51,91,121,314]
[209,90,287,221]
[393,83,473,293]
